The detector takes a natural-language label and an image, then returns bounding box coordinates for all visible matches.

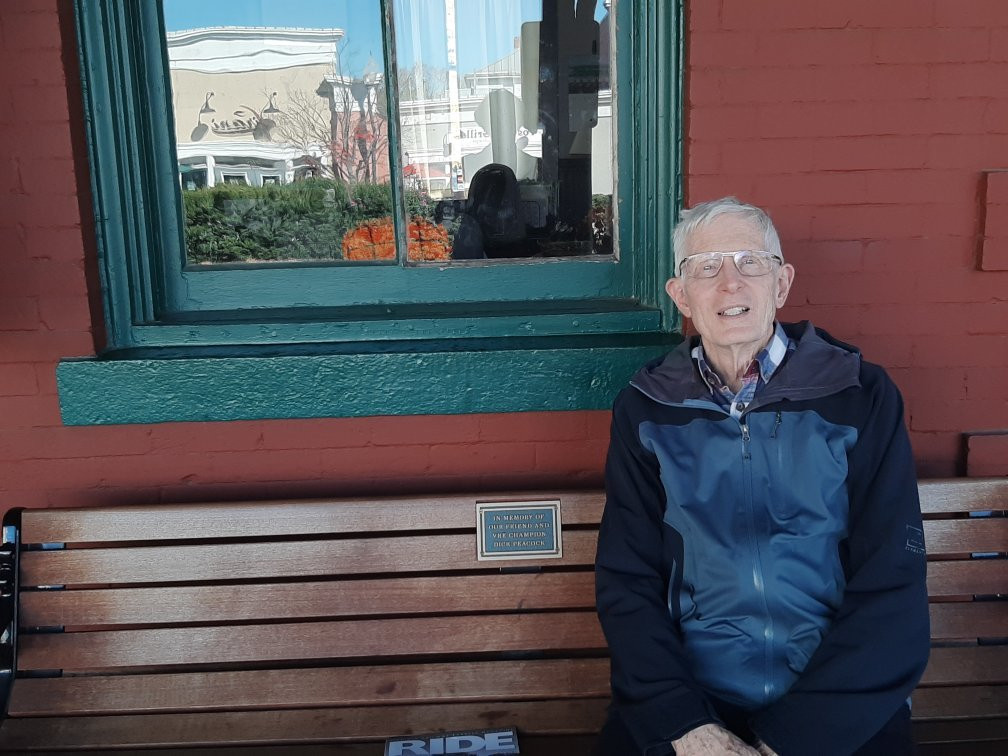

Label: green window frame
[58,0,684,424]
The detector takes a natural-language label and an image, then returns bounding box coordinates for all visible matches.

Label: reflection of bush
[181,180,438,264]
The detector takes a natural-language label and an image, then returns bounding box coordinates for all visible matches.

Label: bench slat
[911,685,1008,720]
[913,717,1008,744]
[7,658,611,716]
[0,698,611,750]
[18,530,599,587]
[19,572,597,627]
[920,646,1008,686]
[923,518,1008,556]
[926,559,1008,598]
[929,602,1008,641]
[919,479,1008,515]
[19,492,607,544]
[17,611,606,671]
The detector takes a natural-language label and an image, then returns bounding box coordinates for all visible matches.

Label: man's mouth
[718,306,750,317]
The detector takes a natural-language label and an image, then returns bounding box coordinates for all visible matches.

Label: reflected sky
[163,0,607,76]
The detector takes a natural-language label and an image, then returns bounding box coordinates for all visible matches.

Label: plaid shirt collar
[691,322,792,418]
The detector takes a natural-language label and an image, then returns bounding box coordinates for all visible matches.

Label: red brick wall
[687,0,1008,477]
[1,1,1005,510]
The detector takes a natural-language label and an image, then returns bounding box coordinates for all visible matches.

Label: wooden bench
[0,479,1004,754]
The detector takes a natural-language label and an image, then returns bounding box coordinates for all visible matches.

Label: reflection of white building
[167,27,346,188]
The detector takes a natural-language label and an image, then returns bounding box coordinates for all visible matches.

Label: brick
[687,176,758,205]
[0,363,39,396]
[755,102,879,140]
[369,414,481,447]
[809,203,944,241]
[22,225,85,260]
[756,29,874,67]
[914,270,1008,306]
[863,237,976,271]
[686,0,721,31]
[909,432,962,478]
[930,63,1008,100]
[965,433,1008,477]
[909,398,1002,433]
[2,9,62,51]
[928,134,1008,169]
[811,136,929,172]
[0,395,62,427]
[863,170,976,205]
[980,237,1008,270]
[872,29,990,65]
[799,272,909,306]
[0,425,154,461]
[34,363,58,395]
[323,445,432,478]
[0,258,88,299]
[0,298,40,331]
[684,141,721,176]
[891,366,969,400]
[37,296,93,331]
[810,65,931,102]
[0,49,66,87]
[10,85,70,123]
[478,412,589,443]
[785,240,864,272]
[994,29,1008,62]
[428,442,535,476]
[0,126,73,163]
[935,0,1008,27]
[688,104,761,142]
[0,330,94,363]
[256,418,379,450]
[686,72,725,109]
[717,67,821,105]
[752,172,870,206]
[857,305,979,338]
[874,99,991,137]
[966,367,1008,400]
[985,170,1008,204]
[911,334,1008,368]
[688,32,759,68]
[722,139,817,174]
[721,1,879,31]
[534,439,607,473]
[17,157,78,196]
[0,193,82,229]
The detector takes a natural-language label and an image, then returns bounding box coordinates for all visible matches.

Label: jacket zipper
[740,415,776,705]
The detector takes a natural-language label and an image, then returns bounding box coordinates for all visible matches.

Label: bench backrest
[0,479,1004,750]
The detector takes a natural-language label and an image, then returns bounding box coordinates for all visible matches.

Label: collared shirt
[691,322,794,419]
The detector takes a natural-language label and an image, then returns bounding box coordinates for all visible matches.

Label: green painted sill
[56,335,678,425]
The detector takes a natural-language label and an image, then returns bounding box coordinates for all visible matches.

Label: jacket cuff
[617,691,723,753]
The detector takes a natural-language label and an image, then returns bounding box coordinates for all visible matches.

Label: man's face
[666,214,795,358]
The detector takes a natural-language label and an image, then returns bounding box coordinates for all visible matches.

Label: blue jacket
[595,322,930,755]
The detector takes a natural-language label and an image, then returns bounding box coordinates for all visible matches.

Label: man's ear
[666,277,692,318]
[775,263,795,307]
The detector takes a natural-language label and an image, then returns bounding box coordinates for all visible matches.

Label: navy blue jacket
[595,322,930,755]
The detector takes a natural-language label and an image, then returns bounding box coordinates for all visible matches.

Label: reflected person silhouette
[451,163,532,259]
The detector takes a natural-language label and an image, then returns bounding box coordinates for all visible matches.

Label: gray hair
[672,196,783,276]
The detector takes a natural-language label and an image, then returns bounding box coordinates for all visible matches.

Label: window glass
[396,0,615,262]
[163,0,614,267]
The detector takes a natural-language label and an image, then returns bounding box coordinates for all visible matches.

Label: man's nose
[716,257,746,288]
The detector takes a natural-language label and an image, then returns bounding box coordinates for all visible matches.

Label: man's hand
[671,724,760,755]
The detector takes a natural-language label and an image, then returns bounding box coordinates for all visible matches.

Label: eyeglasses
[678,249,783,279]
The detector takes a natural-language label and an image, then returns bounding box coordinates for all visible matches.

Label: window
[60,0,683,423]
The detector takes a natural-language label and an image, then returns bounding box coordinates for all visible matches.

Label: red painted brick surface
[2,1,1007,512]
[965,433,1008,477]
[687,0,1008,478]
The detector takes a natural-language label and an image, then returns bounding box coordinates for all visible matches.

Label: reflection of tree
[398,64,449,101]
[272,42,389,186]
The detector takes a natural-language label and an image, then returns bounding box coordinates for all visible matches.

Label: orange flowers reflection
[342,217,452,262]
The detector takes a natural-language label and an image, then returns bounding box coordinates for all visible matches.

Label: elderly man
[594,197,930,756]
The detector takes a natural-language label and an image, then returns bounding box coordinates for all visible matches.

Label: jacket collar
[630,321,862,407]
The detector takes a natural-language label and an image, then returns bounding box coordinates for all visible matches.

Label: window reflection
[396,0,616,261]
[163,0,615,265]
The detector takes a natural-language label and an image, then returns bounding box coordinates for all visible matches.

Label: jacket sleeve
[749,369,930,756]
[595,393,723,753]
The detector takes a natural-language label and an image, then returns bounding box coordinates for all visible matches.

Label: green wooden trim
[56,341,677,424]
[131,308,662,346]
[181,258,627,310]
